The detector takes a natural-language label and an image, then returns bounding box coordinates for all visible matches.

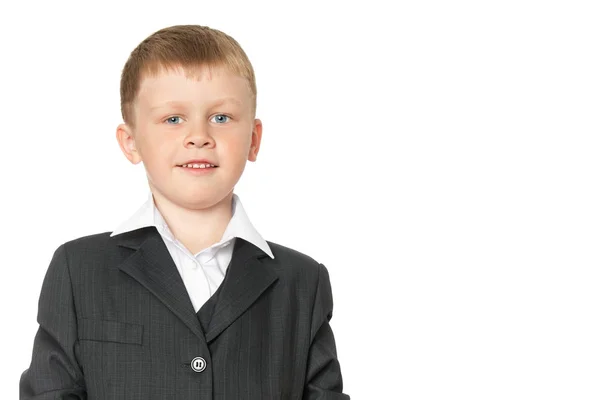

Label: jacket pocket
[77,318,144,345]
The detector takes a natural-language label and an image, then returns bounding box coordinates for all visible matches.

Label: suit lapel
[115,227,205,341]
[113,227,279,344]
[205,237,278,343]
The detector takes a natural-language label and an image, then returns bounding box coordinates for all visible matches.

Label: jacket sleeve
[19,243,87,399]
[303,263,350,400]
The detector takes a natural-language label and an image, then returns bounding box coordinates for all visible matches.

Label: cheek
[228,144,251,167]
[223,134,251,155]
[140,140,175,168]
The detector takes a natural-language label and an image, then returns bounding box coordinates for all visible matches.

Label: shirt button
[190,356,207,372]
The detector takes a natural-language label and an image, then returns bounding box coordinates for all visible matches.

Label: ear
[116,123,142,164]
[247,118,263,162]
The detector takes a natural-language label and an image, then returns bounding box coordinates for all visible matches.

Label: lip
[178,165,217,175]
[177,159,218,167]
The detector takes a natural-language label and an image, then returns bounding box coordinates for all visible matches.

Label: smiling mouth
[177,165,218,169]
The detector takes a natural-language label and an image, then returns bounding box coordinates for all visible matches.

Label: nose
[185,123,214,148]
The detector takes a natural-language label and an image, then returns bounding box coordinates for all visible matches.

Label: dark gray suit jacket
[20,227,349,399]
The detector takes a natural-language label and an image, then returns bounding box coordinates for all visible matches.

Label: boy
[19,25,349,399]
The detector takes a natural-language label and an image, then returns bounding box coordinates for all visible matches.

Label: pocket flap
[78,318,144,345]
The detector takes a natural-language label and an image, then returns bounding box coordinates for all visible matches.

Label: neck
[150,188,234,254]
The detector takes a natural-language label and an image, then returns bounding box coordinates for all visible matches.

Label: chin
[180,192,227,207]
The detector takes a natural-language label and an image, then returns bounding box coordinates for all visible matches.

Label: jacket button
[190,356,207,372]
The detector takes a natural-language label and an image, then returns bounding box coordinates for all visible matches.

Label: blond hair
[120,24,257,128]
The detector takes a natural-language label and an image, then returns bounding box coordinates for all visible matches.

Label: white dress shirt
[109,191,274,312]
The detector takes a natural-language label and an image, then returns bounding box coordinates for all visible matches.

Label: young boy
[19,25,349,399]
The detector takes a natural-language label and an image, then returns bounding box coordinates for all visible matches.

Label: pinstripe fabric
[19,227,350,399]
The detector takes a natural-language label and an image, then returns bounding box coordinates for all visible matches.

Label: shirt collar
[110,191,274,259]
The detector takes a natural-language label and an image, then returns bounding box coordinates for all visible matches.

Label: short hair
[120,24,257,129]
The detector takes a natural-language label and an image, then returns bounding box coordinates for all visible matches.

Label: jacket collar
[110,190,273,259]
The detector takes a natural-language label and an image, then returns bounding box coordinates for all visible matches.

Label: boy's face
[116,64,262,210]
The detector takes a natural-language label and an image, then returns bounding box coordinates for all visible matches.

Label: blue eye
[211,114,230,124]
[165,116,183,124]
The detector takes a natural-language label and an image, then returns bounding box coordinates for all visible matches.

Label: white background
[2,1,599,399]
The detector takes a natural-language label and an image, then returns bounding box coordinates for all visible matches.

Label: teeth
[181,163,215,169]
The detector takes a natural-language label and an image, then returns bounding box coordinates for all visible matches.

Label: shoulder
[264,240,327,285]
[64,231,113,247]
[266,240,321,268]
[39,231,115,289]
[61,231,114,264]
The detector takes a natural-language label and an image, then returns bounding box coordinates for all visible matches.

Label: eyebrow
[149,97,243,111]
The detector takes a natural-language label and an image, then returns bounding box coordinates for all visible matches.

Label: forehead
[136,64,251,109]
